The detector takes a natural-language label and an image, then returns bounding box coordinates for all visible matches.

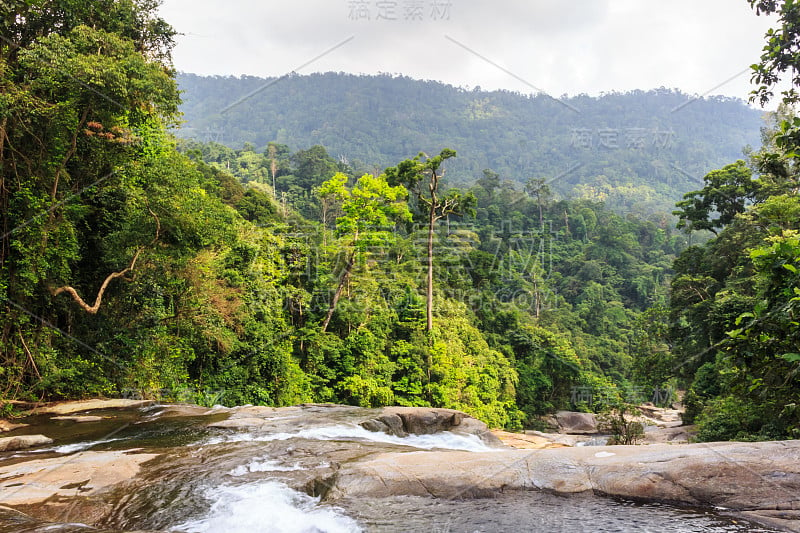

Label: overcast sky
[158,0,778,105]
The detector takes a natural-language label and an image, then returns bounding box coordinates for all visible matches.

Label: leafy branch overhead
[749,0,800,107]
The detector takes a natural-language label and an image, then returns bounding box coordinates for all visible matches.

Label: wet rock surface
[329,441,800,531]
[0,450,160,506]
[0,401,795,532]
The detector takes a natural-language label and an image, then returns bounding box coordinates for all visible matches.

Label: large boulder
[554,410,598,434]
[0,434,52,452]
[641,425,694,444]
[359,407,502,446]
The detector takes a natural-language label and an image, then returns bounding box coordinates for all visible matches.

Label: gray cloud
[160,0,776,102]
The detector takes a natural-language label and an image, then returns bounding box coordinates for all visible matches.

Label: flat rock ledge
[0,420,27,433]
[51,415,106,423]
[328,440,800,531]
[0,450,160,506]
[29,399,156,415]
[489,430,570,449]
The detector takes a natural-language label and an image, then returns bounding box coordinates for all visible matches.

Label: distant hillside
[176,72,765,214]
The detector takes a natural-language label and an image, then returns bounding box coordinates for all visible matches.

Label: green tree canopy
[673,160,760,234]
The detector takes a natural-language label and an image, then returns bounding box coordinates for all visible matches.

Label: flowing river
[0,403,788,532]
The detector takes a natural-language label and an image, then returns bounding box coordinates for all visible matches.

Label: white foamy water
[29,437,126,455]
[229,458,304,476]
[204,424,495,452]
[173,481,361,533]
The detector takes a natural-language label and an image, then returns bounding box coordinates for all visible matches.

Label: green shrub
[694,396,784,441]
[599,404,645,445]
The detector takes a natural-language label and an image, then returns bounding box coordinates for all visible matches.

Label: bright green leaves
[318,172,411,250]
[749,226,800,299]
[310,168,521,424]
[384,148,476,331]
[316,172,412,333]
[315,171,349,201]
[510,324,583,421]
[428,299,521,428]
[384,149,473,217]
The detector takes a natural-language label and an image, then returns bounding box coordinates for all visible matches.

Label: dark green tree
[673,161,761,235]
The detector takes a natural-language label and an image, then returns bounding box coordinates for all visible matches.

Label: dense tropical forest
[1,0,798,440]
[176,72,764,216]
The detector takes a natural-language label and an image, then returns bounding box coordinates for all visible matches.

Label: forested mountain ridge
[176,72,765,214]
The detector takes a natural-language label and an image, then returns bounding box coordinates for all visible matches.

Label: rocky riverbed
[0,400,797,532]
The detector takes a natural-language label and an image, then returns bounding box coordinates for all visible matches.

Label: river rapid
[0,402,790,532]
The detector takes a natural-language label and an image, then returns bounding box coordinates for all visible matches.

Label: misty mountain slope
[176,72,765,214]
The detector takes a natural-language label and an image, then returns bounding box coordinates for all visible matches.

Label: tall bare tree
[385,149,475,332]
